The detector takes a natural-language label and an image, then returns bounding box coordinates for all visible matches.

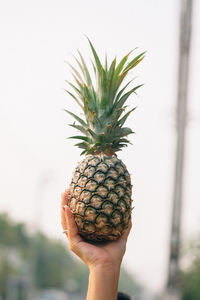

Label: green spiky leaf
[64,89,83,109]
[68,135,92,142]
[75,142,90,149]
[69,124,88,135]
[64,38,145,155]
[64,109,87,126]
[117,107,137,127]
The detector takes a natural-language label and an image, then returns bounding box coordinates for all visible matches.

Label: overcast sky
[0,0,200,294]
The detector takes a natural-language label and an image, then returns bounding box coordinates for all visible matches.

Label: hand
[61,190,132,271]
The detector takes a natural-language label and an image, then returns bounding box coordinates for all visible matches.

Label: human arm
[61,190,132,300]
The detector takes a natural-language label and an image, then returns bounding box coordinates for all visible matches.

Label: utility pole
[165,0,193,299]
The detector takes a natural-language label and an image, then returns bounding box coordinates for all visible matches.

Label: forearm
[87,264,120,300]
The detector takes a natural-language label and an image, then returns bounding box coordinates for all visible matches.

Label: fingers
[61,190,82,248]
[62,189,69,206]
[64,205,82,245]
[61,190,69,230]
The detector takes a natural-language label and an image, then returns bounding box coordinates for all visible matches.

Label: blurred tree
[32,232,75,289]
[0,213,143,298]
[0,213,29,248]
[0,214,29,299]
[0,251,16,300]
[119,267,142,297]
[180,236,200,300]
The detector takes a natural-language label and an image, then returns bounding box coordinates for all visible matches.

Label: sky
[0,0,200,294]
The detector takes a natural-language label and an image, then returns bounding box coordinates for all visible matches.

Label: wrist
[89,261,121,274]
[87,263,120,300]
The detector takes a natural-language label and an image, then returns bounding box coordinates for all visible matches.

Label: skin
[61,190,132,300]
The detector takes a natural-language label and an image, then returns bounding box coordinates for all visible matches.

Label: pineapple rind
[69,154,132,242]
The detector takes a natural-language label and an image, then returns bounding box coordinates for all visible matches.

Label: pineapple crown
[64,38,145,155]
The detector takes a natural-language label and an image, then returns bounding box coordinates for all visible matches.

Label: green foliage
[0,213,30,249]
[0,214,30,299]
[64,38,145,155]
[180,236,200,300]
[0,213,141,298]
[119,267,142,296]
[33,233,72,288]
[0,252,17,300]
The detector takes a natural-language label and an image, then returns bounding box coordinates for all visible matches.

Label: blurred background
[0,0,200,299]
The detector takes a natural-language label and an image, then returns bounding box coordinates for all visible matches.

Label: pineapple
[64,38,145,241]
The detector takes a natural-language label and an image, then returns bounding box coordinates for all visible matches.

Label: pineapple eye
[72,171,80,183]
[76,202,85,216]
[105,158,116,167]
[115,185,125,197]
[77,176,88,187]
[80,190,92,203]
[96,185,108,197]
[85,207,97,221]
[126,185,132,197]
[84,166,96,177]
[112,224,123,237]
[104,178,115,190]
[74,215,84,229]
[93,172,105,184]
[124,193,132,206]
[69,183,75,196]
[69,198,77,212]
[111,211,122,225]
[101,225,112,234]
[88,157,100,166]
[107,168,118,179]
[101,201,113,216]
[79,161,87,173]
[96,163,108,173]
[118,200,127,213]
[74,186,82,197]
[107,191,119,204]
[85,180,98,191]
[115,164,125,175]
[83,222,95,233]
[118,176,127,187]
[125,171,131,182]
[96,214,108,228]
[123,212,131,224]
[90,195,102,209]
